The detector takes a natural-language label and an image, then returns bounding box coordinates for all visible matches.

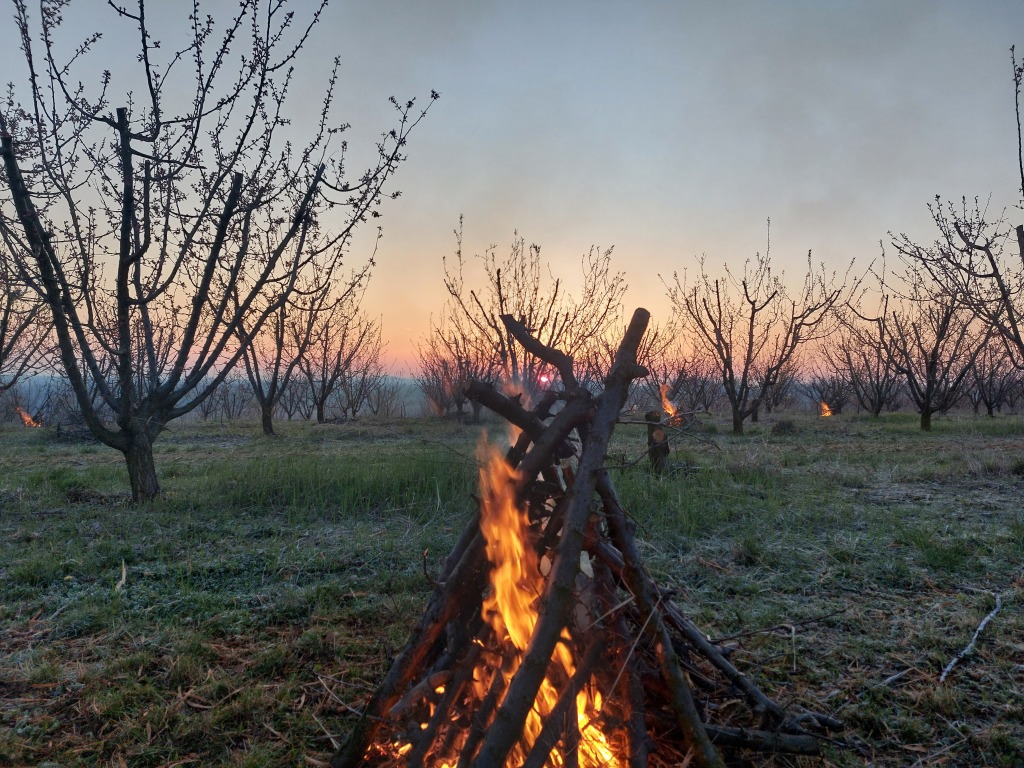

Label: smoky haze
[2,0,1020,368]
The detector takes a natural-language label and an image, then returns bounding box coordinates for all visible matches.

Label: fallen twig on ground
[939,590,1002,683]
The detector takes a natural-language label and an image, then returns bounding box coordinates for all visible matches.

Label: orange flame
[378,440,623,766]
[15,406,42,428]
[659,384,676,418]
[476,441,620,767]
[819,401,833,417]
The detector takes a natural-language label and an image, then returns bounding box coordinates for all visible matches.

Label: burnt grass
[1,413,1022,767]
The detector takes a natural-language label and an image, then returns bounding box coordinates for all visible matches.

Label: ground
[0,412,1022,767]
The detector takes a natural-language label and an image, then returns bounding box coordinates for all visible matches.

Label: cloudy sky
[5,1,1023,370]
[319,0,1023,368]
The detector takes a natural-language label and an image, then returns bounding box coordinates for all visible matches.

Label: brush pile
[332,309,841,768]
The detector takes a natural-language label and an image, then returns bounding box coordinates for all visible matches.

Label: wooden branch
[331,524,487,768]
[939,590,1002,683]
[388,670,452,719]
[520,641,603,768]
[704,724,821,755]
[646,409,670,474]
[500,313,578,391]
[473,308,651,768]
[406,644,482,768]
[463,379,547,441]
[514,396,592,484]
[596,472,724,768]
[456,661,507,768]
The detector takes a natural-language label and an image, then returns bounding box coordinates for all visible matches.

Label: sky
[4,0,1023,371]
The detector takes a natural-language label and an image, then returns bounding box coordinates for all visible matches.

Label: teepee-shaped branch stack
[332,309,840,768]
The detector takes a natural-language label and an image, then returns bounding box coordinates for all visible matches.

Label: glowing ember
[15,406,42,428]
[819,401,833,417]
[476,441,620,767]
[659,383,677,418]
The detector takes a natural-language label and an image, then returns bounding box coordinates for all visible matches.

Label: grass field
[1,411,1022,767]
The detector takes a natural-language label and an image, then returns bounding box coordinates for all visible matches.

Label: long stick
[939,591,1002,683]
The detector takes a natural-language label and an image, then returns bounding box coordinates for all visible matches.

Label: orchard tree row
[1,0,1021,501]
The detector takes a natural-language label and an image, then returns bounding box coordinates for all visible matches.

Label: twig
[421,549,443,588]
[710,608,847,644]
[939,590,1002,683]
[312,713,342,751]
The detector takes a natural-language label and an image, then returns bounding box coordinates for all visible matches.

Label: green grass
[1,411,1023,766]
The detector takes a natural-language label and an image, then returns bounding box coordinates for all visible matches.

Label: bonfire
[332,309,840,768]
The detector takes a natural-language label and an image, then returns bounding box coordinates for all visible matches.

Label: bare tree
[441,219,627,398]
[896,49,1024,367]
[756,360,799,417]
[196,376,220,422]
[299,285,381,423]
[0,246,46,393]
[824,321,903,416]
[872,271,988,430]
[968,342,1016,416]
[0,0,434,499]
[640,343,721,415]
[217,374,254,421]
[801,362,853,415]
[365,375,404,418]
[666,229,853,435]
[416,311,499,420]
[278,378,313,421]
[239,265,357,435]
[330,317,386,420]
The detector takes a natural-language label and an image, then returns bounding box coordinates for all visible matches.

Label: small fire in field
[819,401,833,417]
[15,406,42,428]
[659,383,676,418]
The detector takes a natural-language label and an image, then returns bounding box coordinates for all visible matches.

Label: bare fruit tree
[0,0,434,500]
[801,362,853,415]
[415,309,498,420]
[440,218,627,398]
[823,322,904,416]
[897,49,1024,366]
[666,231,853,435]
[0,245,45,393]
[969,342,1016,416]
[870,270,988,431]
[298,281,383,423]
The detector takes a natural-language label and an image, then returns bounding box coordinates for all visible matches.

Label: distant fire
[819,401,833,417]
[15,406,42,428]
[659,383,677,418]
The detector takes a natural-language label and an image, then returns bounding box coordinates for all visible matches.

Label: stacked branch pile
[332,308,840,768]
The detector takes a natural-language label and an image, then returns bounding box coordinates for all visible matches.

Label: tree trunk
[124,436,159,503]
[260,403,275,435]
[646,410,670,474]
[920,410,932,431]
[316,401,326,423]
[732,410,744,436]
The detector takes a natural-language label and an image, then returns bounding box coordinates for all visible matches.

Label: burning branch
[14,405,42,428]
